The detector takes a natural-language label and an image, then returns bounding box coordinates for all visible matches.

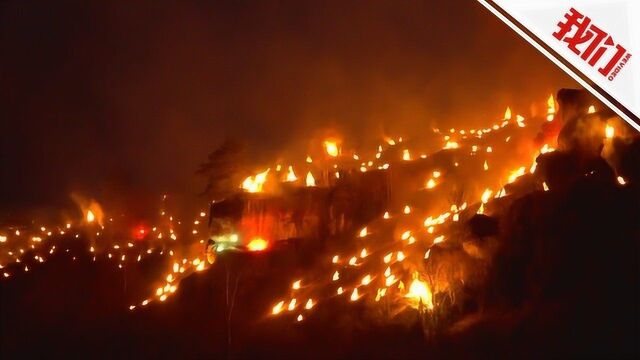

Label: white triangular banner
[479,0,639,131]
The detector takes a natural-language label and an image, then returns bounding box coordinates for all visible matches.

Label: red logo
[553,8,632,81]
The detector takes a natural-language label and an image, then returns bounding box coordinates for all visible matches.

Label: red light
[133,225,148,240]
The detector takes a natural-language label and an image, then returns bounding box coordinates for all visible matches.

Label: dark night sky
[0,0,576,208]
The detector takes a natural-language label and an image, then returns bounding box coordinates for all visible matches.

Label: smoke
[0,0,577,209]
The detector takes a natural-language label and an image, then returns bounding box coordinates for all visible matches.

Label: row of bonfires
[0,89,636,333]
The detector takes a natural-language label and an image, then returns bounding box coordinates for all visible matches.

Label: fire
[508,166,526,183]
[444,141,459,149]
[247,237,268,252]
[272,301,285,315]
[359,227,368,237]
[86,210,95,223]
[305,172,316,187]
[242,168,270,193]
[403,205,411,214]
[588,105,596,114]
[402,149,411,161]
[305,299,314,310]
[405,274,434,310]
[361,274,372,286]
[426,178,437,189]
[288,298,297,311]
[286,166,297,182]
[350,288,360,301]
[617,176,626,185]
[323,140,339,157]
[292,280,301,290]
[481,189,493,203]
[504,107,512,120]
[605,124,615,139]
[483,160,489,171]
[547,94,555,121]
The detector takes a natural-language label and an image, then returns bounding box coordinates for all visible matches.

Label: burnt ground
[1,172,638,359]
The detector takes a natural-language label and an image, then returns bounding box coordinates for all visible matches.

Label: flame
[324,140,339,157]
[361,274,372,286]
[286,166,297,182]
[426,178,437,189]
[605,125,615,139]
[481,189,493,203]
[403,205,411,214]
[305,172,316,187]
[350,288,360,301]
[272,301,285,315]
[332,271,340,281]
[402,149,411,161]
[247,237,268,252]
[242,168,270,193]
[588,105,596,114]
[406,274,434,310]
[306,156,312,163]
[508,166,526,183]
[483,160,489,171]
[292,280,301,289]
[547,95,555,121]
[617,176,626,185]
[504,107,512,120]
[86,210,95,223]
[444,141,459,149]
[359,227,368,237]
[305,299,314,310]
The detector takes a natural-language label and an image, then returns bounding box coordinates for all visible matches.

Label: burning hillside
[0,89,638,358]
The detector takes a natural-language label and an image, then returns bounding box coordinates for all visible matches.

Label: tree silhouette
[196,139,248,200]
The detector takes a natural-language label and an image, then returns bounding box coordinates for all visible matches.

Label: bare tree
[196,139,248,200]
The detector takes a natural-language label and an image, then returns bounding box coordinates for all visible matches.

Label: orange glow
[324,140,339,157]
[504,107,512,120]
[86,210,95,223]
[247,237,268,252]
[605,125,615,139]
[286,166,297,182]
[305,172,316,187]
[242,168,270,193]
